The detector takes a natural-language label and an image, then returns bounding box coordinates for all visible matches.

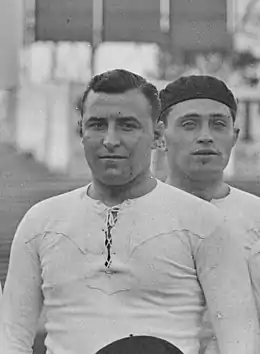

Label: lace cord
[104,207,120,269]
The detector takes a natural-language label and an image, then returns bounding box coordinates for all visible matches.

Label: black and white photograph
[1,1,260,353]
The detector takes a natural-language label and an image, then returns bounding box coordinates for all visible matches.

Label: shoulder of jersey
[230,186,260,216]
[230,186,260,203]
[157,181,222,213]
[26,186,88,216]
[156,181,225,236]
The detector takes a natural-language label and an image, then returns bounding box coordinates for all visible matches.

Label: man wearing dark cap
[153,75,260,353]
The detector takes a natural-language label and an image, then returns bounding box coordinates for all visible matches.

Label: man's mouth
[99,156,127,159]
[192,150,219,156]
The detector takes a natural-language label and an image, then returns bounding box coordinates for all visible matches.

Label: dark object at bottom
[96,335,184,354]
[33,332,47,354]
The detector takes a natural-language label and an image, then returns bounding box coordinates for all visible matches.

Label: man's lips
[99,156,127,159]
[192,150,219,156]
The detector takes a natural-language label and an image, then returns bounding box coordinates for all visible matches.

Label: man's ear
[78,120,83,139]
[233,126,240,147]
[152,120,165,149]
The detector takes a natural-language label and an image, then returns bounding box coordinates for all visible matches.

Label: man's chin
[99,172,132,186]
[189,166,222,180]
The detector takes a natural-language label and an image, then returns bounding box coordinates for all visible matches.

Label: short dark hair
[77,69,160,136]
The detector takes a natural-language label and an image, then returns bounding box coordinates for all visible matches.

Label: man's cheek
[83,134,101,146]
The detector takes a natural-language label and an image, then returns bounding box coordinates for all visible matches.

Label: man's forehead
[85,89,148,109]
[169,98,231,117]
[83,89,152,121]
[86,90,127,107]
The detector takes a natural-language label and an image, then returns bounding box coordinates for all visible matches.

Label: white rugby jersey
[201,186,260,353]
[0,181,258,354]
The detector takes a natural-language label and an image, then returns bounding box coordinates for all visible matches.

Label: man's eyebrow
[85,116,106,121]
[116,116,139,122]
[209,113,230,118]
[178,113,230,119]
[178,113,201,119]
[85,116,138,121]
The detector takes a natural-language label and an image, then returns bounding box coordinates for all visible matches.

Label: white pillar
[0,0,23,89]
[91,0,103,75]
[0,0,23,144]
[160,0,170,33]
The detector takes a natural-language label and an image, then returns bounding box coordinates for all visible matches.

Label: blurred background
[1,1,260,353]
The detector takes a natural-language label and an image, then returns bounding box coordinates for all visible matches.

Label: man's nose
[196,126,214,144]
[197,135,214,144]
[103,127,120,150]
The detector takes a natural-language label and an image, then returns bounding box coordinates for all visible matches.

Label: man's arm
[248,239,260,319]
[195,222,260,354]
[0,211,43,354]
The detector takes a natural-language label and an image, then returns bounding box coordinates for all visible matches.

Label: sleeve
[0,209,44,354]
[248,238,260,320]
[195,222,260,354]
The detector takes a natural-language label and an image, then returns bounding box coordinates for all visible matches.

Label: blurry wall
[11,40,260,181]
[170,0,232,63]
[1,0,259,181]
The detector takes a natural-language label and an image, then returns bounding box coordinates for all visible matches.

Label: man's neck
[88,172,157,206]
[167,172,230,202]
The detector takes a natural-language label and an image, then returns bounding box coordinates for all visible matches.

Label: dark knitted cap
[160,75,237,117]
[96,335,184,354]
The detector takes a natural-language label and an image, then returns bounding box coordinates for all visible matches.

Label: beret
[160,75,237,117]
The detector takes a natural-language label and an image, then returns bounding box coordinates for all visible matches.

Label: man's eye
[121,123,137,130]
[213,120,226,127]
[182,121,196,128]
[88,122,106,129]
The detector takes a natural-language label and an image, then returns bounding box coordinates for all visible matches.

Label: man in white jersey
[154,75,260,353]
[0,70,259,354]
